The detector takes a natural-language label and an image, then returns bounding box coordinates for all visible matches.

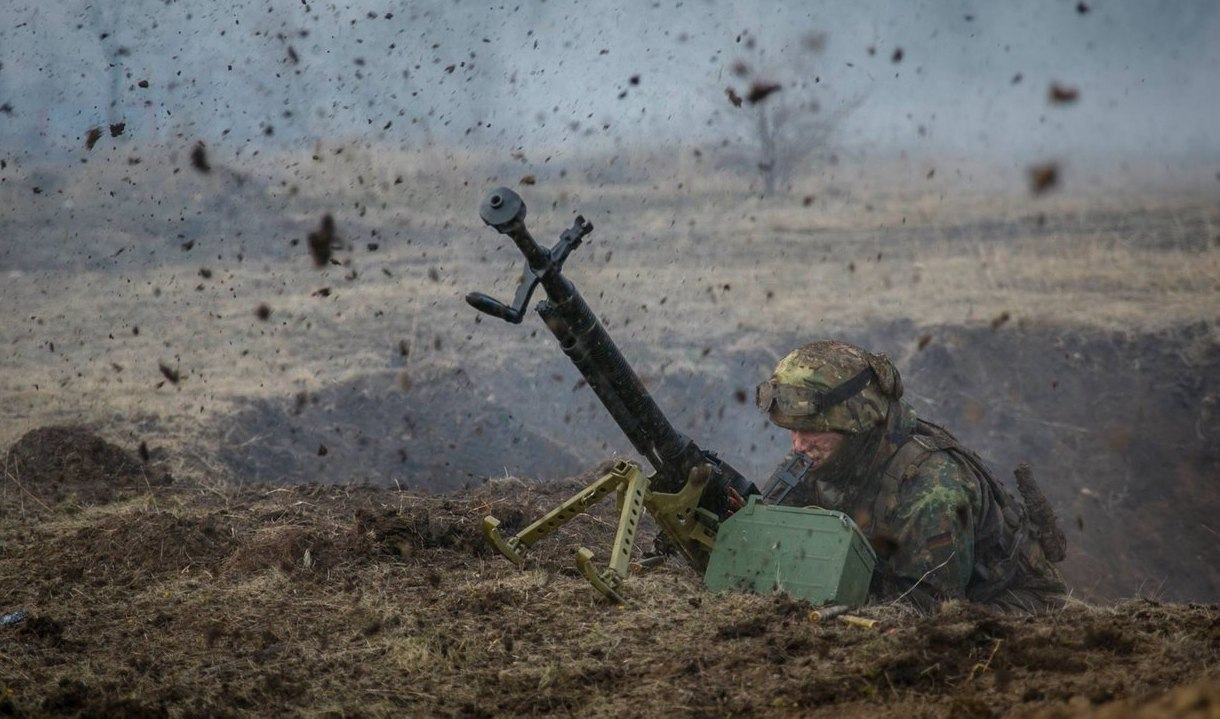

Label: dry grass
[2,463,1218,717]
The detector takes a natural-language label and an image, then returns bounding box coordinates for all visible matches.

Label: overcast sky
[2,0,1218,165]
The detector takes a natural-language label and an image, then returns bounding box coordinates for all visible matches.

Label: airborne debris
[190,142,211,173]
[990,311,1011,331]
[109,122,125,138]
[85,127,103,150]
[158,363,181,384]
[254,304,272,320]
[725,87,743,107]
[1028,162,1059,195]
[745,81,782,104]
[1076,1,1091,13]
[307,214,338,267]
[1048,83,1079,104]
[801,32,827,53]
[917,334,933,350]
[891,47,904,63]
[519,175,536,186]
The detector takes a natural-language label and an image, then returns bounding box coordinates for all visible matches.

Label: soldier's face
[790,430,846,469]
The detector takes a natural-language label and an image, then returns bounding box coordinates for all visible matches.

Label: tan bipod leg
[574,461,651,604]
[484,460,652,603]
[484,460,722,602]
[483,462,632,567]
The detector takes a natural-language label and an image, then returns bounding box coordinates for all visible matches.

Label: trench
[218,318,1220,603]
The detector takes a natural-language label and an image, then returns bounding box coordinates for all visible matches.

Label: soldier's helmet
[757,340,903,434]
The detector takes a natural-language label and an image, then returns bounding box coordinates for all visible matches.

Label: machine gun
[467,188,878,609]
[466,187,759,601]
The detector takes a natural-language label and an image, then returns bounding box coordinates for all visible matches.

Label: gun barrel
[537,298,688,490]
[472,187,758,517]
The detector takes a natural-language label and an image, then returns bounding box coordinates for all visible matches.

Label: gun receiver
[467,187,759,589]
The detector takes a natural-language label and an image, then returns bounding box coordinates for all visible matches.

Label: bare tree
[723,31,864,196]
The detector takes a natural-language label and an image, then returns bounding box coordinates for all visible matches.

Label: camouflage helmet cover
[760,340,904,433]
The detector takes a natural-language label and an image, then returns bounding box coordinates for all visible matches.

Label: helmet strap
[819,366,875,413]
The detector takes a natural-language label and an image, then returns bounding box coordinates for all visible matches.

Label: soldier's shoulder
[896,442,974,494]
[891,434,969,477]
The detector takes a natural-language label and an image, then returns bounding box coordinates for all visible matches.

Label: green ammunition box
[704,496,877,608]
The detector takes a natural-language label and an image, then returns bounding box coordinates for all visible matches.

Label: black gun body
[538,294,744,503]
[471,188,757,519]
[538,300,668,473]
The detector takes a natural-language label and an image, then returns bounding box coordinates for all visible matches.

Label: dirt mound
[1,425,168,513]
[55,510,243,583]
[1,469,1217,718]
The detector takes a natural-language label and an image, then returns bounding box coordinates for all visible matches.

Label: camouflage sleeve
[879,452,981,602]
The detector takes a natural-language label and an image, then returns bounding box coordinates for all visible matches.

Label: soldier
[756,340,1068,612]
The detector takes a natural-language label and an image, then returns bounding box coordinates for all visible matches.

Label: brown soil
[3,426,171,512]
[2,427,1217,718]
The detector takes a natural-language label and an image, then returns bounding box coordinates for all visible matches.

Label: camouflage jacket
[779,402,1067,612]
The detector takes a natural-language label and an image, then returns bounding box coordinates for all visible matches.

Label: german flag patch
[926,531,954,550]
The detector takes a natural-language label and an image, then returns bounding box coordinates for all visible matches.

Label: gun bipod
[482,459,720,603]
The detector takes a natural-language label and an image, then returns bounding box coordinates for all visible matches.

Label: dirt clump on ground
[2,432,1218,718]
[1,426,170,514]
